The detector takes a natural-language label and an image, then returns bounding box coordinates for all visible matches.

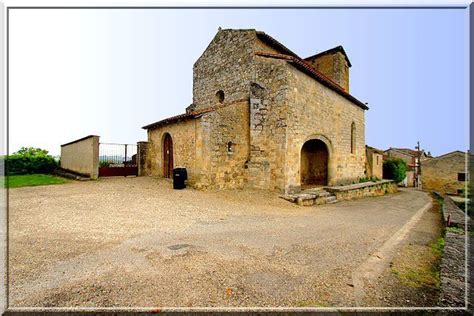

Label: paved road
[8,177,432,307]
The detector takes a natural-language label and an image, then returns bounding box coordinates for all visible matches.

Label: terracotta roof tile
[142,107,215,130]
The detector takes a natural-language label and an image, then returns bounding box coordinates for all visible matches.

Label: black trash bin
[173,168,187,190]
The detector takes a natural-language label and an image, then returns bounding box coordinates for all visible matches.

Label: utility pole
[415,141,421,189]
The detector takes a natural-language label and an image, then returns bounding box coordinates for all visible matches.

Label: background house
[383,147,431,187]
[421,151,467,195]
[365,145,383,179]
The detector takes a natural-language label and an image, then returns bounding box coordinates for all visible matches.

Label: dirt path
[8,177,434,307]
[362,197,444,307]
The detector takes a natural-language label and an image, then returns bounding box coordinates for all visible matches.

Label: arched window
[227,141,233,154]
[216,90,225,104]
[351,122,356,154]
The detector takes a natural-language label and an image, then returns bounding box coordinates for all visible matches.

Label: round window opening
[216,90,225,104]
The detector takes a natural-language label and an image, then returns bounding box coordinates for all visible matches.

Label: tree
[12,147,50,158]
[5,147,58,175]
[383,158,407,183]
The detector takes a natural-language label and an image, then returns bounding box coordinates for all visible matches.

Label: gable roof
[434,150,466,160]
[144,29,369,130]
[142,106,215,130]
[255,31,299,58]
[255,51,368,110]
[366,145,384,154]
[304,45,352,67]
[386,147,418,157]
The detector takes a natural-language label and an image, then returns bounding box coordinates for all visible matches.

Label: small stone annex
[141,28,369,194]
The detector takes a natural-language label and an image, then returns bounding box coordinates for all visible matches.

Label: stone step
[325,196,338,204]
[53,168,90,181]
[280,191,338,206]
[302,189,330,198]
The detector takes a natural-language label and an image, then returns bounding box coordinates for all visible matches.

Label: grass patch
[446,227,464,234]
[2,174,68,188]
[294,299,329,307]
[358,176,381,183]
[433,195,444,207]
[391,240,443,289]
[430,237,445,257]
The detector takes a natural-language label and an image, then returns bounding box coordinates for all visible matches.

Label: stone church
[142,29,368,194]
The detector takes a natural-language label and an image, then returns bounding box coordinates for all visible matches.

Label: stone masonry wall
[285,63,366,192]
[326,180,397,201]
[438,196,469,307]
[422,152,466,195]
[247,56,290,192]
[137,141,149,176]
[192,30,291,192]
[365,149,383,179]
[193,29,256,111]
[146,119,199,185]
[306,52,350,92]
[196,100,250,190]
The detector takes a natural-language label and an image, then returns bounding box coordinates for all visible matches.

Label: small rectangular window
[458,172,466,182]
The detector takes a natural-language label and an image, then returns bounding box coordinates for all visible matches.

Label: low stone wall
[439,196,469,307]
[443,195,469,229]
[439,232,466,307]
[325,180,397,201]
[60,135,99,179]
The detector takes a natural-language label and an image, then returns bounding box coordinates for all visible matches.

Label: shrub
[4,147,58,175]
[383,158,407,183]
[359,176,381,183]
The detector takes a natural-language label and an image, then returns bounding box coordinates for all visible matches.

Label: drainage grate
[167,244,190,250]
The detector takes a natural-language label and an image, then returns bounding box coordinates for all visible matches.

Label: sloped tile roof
[142,107,215,130]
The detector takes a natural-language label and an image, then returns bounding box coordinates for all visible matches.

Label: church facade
[142,29,368,194]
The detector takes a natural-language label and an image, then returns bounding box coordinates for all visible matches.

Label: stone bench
[325,180,397,201]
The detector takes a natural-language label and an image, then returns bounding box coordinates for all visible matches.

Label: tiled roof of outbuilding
[142,107,215,130]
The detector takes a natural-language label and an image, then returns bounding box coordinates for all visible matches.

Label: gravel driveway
[8,177,431,307]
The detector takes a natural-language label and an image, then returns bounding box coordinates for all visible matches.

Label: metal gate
[99,143,138,177]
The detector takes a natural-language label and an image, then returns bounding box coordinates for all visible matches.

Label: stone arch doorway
[163,133,173,178]
[300,139,329,187]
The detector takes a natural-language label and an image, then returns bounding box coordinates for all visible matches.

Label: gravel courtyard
[8,177,433,308]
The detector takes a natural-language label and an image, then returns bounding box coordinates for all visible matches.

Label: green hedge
[383,158,407,183]
[4,147,58,175]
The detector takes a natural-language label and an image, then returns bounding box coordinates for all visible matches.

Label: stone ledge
[325,180,397,202]
[443,196,469,229]
[439,231,467,307]
[326,179,394,192]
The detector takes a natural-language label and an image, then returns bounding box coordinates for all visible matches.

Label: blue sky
[9,7,468,156]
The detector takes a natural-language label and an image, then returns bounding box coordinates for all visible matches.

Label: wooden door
[163,133,173,178]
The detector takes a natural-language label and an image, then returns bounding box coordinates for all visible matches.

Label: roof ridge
[304,45,352,67]
[435,150,466,159]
